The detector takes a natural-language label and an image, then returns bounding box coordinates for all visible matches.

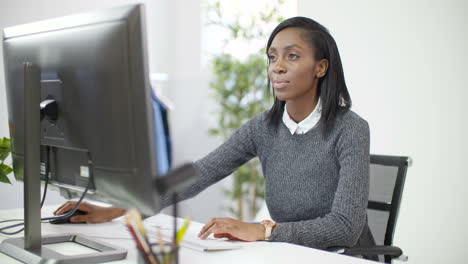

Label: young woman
[55,16,373,250]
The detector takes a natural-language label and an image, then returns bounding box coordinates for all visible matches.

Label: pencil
[126,212,159,264]
[128,208,147,237]
[176,217,191,246]
[157,227,168,264]
[127,223,158,264]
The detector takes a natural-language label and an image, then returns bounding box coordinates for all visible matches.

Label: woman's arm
[53,201,127,223]
[53,116,261,223]
[158,117,259,208]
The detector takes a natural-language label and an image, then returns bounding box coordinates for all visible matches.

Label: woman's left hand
[198,217,265,242]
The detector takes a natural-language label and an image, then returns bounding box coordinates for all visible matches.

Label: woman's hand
[198,217,265,242]
[53,201,127,223]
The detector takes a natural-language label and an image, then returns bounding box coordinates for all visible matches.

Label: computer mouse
[49,210,87,224]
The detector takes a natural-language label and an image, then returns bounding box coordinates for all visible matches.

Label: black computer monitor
[3,4,161,215]
[1,4,191,263]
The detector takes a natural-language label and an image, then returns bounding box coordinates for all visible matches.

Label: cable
[173,192,179,264]
[0,177,92,235]
[39,178,91,223]
[0,219,23,224]
[40,146,51,208]
[0,146,51,235]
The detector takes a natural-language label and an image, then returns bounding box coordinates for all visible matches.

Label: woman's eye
[268,55,277,61]
[288,54,299,60]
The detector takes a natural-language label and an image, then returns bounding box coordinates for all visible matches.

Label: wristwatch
[260,220,276,241]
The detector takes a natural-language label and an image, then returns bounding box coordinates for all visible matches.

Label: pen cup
[137,243,176,264]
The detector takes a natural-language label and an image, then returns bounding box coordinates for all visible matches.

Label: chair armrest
[342,245,403,258]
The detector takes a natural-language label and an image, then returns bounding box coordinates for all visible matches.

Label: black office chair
[336,154,411,263]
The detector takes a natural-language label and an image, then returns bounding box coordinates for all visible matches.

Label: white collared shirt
[282,99,322,135]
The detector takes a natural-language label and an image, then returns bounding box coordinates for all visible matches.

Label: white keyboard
[146,225,242,252]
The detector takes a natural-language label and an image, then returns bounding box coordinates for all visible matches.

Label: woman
[55,16,373,250]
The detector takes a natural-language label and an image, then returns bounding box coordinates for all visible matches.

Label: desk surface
[0,206,377,264]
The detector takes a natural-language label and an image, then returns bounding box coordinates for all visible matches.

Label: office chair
[334,154,411,263]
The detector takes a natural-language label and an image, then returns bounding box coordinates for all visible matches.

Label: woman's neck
[286,93,319,123]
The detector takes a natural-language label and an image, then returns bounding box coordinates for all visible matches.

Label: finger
[212,219,248,241]
[224,234,241,241]
[69,214,89,223]
[199,225,215,240]
[198,218,217,237]
[89,215,112,224]
[200,224,225,240]
[213,233,225,238]
[76,202,91,212]
[55,201,90,215]
[215,232,245,241]
[54,202,77,215]
[213,233,236,240]
[53,202,71,214]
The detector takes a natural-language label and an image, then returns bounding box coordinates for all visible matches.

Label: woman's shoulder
[244,110,270,128]
[233,110,270,137]
[335,109,369,133]
[339,109,367,123]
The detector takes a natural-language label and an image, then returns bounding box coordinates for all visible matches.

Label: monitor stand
[0,234,128,264]
[0,63,127,264]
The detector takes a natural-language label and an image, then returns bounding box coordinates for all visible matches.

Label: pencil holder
[137,242,177,264]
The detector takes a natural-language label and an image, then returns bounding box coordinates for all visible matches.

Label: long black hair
[266,17,351,136]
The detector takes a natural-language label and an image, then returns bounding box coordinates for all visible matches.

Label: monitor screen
[3,4,163,216]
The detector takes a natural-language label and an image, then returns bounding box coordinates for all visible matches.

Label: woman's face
[267,27,327,102]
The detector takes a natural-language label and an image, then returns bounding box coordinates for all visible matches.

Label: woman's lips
[273,80,289,89]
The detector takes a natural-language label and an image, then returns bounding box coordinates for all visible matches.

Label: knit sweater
[161,109,371,249]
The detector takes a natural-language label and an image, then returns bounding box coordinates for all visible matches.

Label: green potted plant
[0,137,13,184]
[205,0,284,220]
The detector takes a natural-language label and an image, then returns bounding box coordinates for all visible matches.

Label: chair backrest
[367,155,410,247]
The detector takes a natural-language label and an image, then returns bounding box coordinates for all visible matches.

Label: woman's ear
[316,59,329,78]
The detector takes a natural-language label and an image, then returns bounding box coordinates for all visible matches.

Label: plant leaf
[0,137,11,162]
[206,0,284,218]
[0,168,12,184]
[1,164,13,175]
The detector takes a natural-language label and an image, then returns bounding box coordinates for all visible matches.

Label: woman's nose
[273,61,286,74]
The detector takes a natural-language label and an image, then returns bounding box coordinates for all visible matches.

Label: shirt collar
[282,99,322,135]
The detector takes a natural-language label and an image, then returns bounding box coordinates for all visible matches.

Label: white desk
[0,206,377,264]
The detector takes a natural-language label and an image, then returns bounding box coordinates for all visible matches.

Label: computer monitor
[3,4,161,215]
[1,4,192,263]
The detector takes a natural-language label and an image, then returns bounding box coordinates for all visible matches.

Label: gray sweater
[162,110,371,250]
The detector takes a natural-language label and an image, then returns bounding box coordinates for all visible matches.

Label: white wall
[298,0,467,263]
[0,0,229,223]
[162,0,231,222]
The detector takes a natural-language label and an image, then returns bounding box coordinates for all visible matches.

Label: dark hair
[265,16,351,136]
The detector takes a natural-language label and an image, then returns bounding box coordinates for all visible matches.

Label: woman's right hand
[53,201,127,223]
